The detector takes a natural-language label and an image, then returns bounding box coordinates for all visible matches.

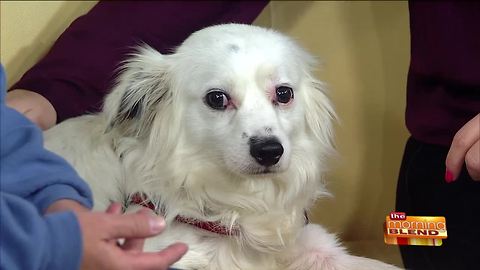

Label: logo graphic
[384,212,447,246]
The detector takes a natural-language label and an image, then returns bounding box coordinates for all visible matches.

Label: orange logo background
[384,212,447,246]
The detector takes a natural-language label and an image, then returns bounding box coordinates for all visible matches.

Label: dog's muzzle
[249,136,284,167]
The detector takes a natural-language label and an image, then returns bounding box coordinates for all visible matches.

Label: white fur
[44,24,400,270]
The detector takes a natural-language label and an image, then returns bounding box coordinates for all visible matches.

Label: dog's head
[104,24,335,181]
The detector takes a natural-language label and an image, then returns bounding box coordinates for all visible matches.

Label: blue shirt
[0,65,93,269]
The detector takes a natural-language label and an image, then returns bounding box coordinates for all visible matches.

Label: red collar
[129,193,240,236]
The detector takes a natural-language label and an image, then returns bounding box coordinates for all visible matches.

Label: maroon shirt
[406,1,480,146]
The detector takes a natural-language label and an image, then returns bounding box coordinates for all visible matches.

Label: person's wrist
[6,89,57,130]
[46,199,90,215]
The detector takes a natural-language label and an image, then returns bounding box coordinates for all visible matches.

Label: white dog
[44,24,400,270]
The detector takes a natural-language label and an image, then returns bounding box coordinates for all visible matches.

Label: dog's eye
[275,86,294,104]
[205,90,230,110]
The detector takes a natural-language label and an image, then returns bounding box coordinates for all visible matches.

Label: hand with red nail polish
[445,114,480,182]
[445,170,455,183]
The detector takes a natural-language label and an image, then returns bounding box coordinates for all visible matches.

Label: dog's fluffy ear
[303,75,337,156]
[103,45,171,137]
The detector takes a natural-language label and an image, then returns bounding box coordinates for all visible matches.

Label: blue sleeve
[0,65,91,269]
[0,193,83,270]
[0,67,93,213]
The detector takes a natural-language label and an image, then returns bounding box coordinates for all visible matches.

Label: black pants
[396,137,480,270]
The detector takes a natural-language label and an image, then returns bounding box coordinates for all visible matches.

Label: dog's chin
[223,157,289,178]
[231,165,286,178]
[250,167,279,175]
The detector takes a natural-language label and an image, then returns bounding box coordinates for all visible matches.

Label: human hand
[76,207,188,270]
[47,200,159,254]
[104,203,156,253]
[445,114,480,182]
[6,89,57,130]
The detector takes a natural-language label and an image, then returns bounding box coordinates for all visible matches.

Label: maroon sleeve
[11,1,268,122]
[406,2,480,146]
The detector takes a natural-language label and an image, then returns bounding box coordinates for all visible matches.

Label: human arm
[8,1,268,129]
[0,193,85,270]
[0,194,187,270]
[445,113,480,182]
[1,63,92,212]
[1,98,93,213]
[1,66,86,269]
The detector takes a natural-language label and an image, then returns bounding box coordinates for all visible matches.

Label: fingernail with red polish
[445,170,454,183]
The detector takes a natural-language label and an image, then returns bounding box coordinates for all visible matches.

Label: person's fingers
[120,209,153,252]
[445,114,480,181]
[106,212,165,239]
[106,202,123,214]
[465,140,480,181]
[104,203,123,245]
[122,237,146,253]
[126,243,188,270]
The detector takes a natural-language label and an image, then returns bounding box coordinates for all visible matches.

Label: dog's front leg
[279,224,402,270]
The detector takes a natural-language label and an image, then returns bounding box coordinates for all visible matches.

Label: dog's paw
[284,249,347,270]
[284,249,401,270]
[280,224,347,270]
[281,224,402,270]
[338,255,402,270]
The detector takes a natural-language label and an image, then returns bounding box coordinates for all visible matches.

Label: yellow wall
[0,1,98,87]
[1,1,409,267]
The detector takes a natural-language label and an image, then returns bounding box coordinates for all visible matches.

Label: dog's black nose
[249,137,284,167]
